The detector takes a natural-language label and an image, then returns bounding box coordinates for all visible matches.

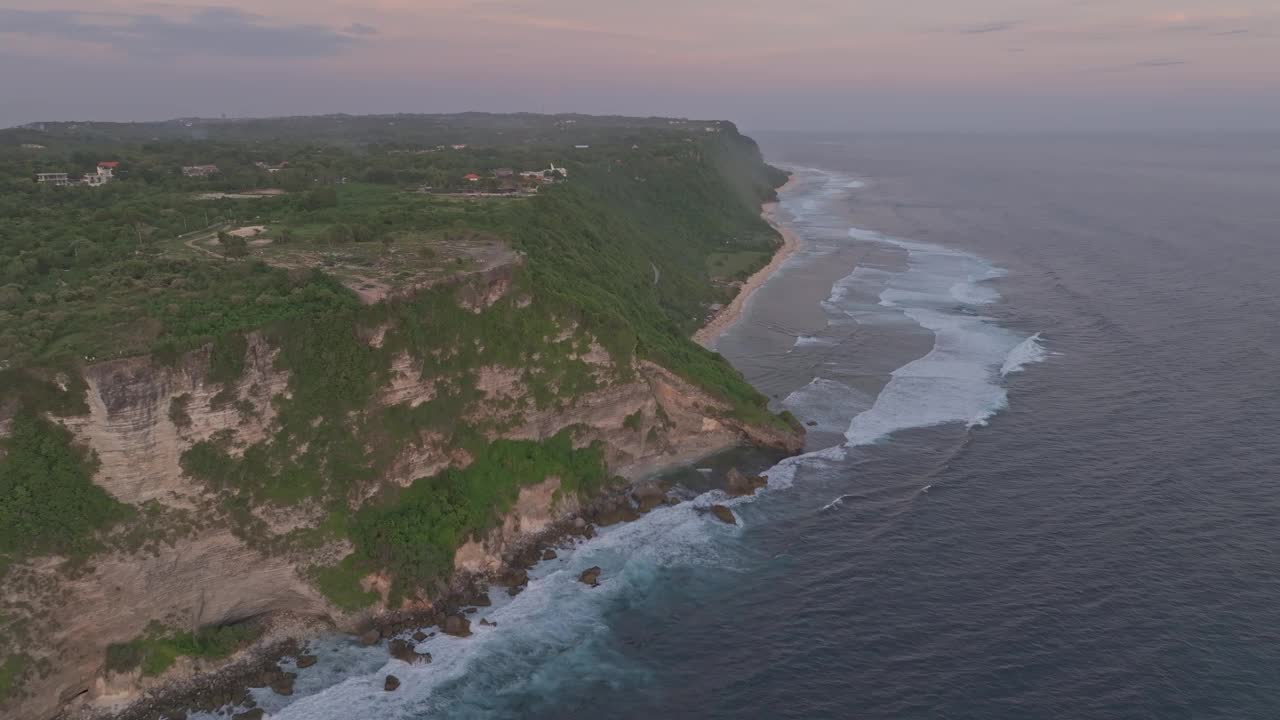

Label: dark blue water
[249,134,1280,720]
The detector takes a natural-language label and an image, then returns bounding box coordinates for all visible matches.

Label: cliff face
[61,334,287,508]
[0,312,799,720]
[0,120,799,720]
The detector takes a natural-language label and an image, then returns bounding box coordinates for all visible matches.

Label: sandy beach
[693,175,801,348]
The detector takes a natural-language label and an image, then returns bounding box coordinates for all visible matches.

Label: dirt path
[181,226,230,260]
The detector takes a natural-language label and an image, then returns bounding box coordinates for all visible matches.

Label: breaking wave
[1001,333,1048,376]
[196,165,1048,720]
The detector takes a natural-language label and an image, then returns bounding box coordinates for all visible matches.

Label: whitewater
[199,166,1045,720]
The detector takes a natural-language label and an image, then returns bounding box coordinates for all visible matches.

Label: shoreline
[693,174,801,349]
[68,183,808,720]
[89,454,783,720]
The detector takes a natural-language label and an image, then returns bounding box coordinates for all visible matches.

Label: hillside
[0,113,801,719]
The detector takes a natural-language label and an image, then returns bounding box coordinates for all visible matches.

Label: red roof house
[463,173,481,182]
[98,161,120,169]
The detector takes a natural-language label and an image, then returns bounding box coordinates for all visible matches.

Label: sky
[1,0,1276,131]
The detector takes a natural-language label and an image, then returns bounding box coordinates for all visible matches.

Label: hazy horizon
[2,1,1278,132]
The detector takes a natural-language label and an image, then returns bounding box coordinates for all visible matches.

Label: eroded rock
[269,672,296,696]
[579,566,602,586]
[384,675,401,692]
[632,482,668,512]
[710,505,737,525]
[726,468,767,497]
[389,638,429,665]
[443,614,471,637]
[598,507,640,526]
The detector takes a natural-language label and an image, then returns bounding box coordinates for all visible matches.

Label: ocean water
[214,134,1280,720]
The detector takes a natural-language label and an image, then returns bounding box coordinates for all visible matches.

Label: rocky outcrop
[442,615,471,637]
[0,309,801,720]
[388,639,430,665]
[2,528,330,720]
[726,468,768,497]
[60,333,287,507]
[710,505,737,525]
[579,567,602,586]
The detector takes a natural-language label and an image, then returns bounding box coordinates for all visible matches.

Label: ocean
[217,133,1280,720]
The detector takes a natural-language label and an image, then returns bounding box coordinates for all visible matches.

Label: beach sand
[693,175,800,349]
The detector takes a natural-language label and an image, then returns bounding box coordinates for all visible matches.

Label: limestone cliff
[0,307,799,720]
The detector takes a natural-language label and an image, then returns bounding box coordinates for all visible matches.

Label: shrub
[0,410,126,558]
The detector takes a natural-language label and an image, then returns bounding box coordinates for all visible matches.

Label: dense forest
[0,113,791,704]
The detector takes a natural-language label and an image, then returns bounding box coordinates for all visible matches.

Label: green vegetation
[345,430,608,604]
[0,115,797,700]
[0,410,127,559]
[709,250,771,280]
[105,622,260,677]
[312,554,381,611]
[0,653,30,702]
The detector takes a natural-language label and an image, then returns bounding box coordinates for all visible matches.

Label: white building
[81,162,117,187]
[36,172,69,186]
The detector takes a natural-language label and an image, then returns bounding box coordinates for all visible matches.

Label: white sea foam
[218,165,1048,720]
[256,496,749,720]
[1000,333,1048,376]
[793,334,837,348]
[822,494,855,510]
[834,227,1039,446]
[782,377,872,432]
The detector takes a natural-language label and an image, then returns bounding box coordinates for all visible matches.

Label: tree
[217,232,248,258]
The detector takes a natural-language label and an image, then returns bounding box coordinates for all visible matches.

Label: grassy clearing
[708,250,771,280]
[105,622,261,677]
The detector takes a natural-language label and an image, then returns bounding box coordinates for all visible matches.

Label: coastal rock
[389,638,429,664]
[412,631,428,642]
[443,614,472,637]
[632,483,668,513]
[596,497,645,525]
[233,710,266,720]
[579,566,602,586]
[572,517,587,529]
[502,568,529,587]
[508,584,524,597]
[726,468,767,497]
[594,504,640,526]
[358,629,381,646]
[384,675,401,692]
[582,524,596,539]
[270,672,296,696]
[296,654,318,669]
[542,548,558,561]
[710,505,737,525]
[479,618,494,627]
